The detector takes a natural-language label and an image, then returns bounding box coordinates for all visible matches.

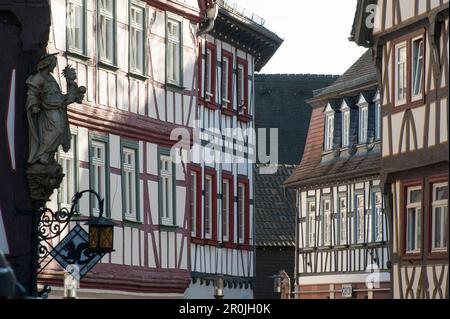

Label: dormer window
[359,106,368,144]
[374,91,381,141]
[325,113,334,151]
[357,94,369,144]
[340,100,351,148]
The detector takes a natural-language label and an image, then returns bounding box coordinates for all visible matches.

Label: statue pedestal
[26,163,64,202]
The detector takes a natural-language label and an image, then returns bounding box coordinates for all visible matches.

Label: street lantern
[82,192,115,253]
[85,215,115,253]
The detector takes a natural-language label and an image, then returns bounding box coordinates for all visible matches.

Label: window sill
[160,224,179,232]
[237,114,252,123]
[190,238,219,246]
[98,61,119,72]
[427,250,449,260]
[402,252,423,260]
[221,108,236,117]
[392,97,426,113]
[166,83,185,93]
[237,244,253,251]
[66,50,90,62]
[204,101,218,110]
[127,71,149,82]
[124,219,143,228]
[222,242,238,249]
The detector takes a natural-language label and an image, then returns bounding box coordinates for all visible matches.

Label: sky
[237,0,367,76]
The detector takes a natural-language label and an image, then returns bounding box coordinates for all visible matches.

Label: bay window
[342,110,350,147]
[359,105,368,144]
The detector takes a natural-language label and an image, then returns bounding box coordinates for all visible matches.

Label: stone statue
[279,270,291,299]
[25,53,86,202]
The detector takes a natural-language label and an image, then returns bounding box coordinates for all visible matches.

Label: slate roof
[313,49,377,98]
[255,74,339,165]
[255,165,297,247]
[284,51,380,189]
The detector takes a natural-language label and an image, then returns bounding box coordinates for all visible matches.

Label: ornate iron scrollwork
[37,190,103,273]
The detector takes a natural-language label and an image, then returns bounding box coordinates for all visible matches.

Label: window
[221,51,233,108]
[406,186,422,253]
[323,200,331,246]
[122,146,138,221]
[308,201,316,248]
[237,181,248,244]
[91,141,107,216]
[190,172,197,237]
[98,0,115,64]
[160,154,174,226]
[59,134,77,209]
[339,197,347,245]
[166,15,182,86]
[130,3,145,74]
[324,114,334,151]
[205,175,213,239]
[374,192,383,241]
[342,110,350,147]
[237,58,248,115]
[411,37,424,101]
[395,43,407,105]
[431,183,448,252]
[222,179,230,241]
[359,106,368,144]
[204,44,216,103]
[356,195,365,243]
[394,33,425,107]
[374,100,381,140]
[67,0,85,54]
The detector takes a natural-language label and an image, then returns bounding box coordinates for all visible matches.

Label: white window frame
[130,2,145,74]
[342,110,350,148]
[205,48,214,102]
[359,105,368,144]
[205,175,213,239]
[123,148,137,220]
[356,194,365,243]
[160,155,174,226]
[167,15,181,86]
[339,197,347,245]
[222,179,230,242]
[431,182,448,252]
[59,135,77,209]
[238,183,246,244]
[324,113,334,151]
[406,186,422,253]
[67,0,85,54]
[323,199,332,246]
[222,55,230,106]
[91,141,106,216]
[395,42,407,105]
[411,36,424,102]
[308,201,316,248]
[374,192,383,242]
[98,0,115,64]
[190,172,197,237]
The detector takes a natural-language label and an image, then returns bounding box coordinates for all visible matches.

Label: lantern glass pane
[89,226,99,249]
[100,226,113,250]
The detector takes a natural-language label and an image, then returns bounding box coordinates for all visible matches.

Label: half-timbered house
[285,50,391,299]
[185,0,282,299]
[351,0,449,299]
[39,0,202,298]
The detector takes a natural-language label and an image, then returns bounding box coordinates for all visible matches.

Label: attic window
[324,113,334,151]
